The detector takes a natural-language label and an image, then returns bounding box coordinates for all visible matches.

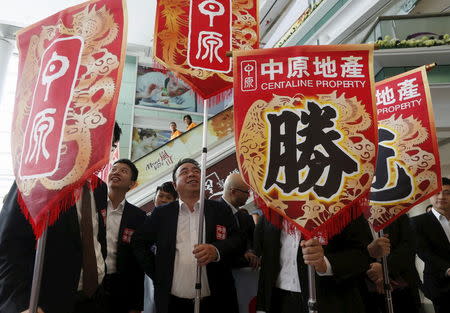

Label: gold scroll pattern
[368,115,437,226]
[156,0,258,82]
[14,4,121,195]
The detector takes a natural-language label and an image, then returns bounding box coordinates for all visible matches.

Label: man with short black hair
[183,115,197,131]
[112,122,122,152]
[411,177,450,313]
[132,158,244,313]
[154,182,178,207]
[103,159,146,313]
[169,122,182,140]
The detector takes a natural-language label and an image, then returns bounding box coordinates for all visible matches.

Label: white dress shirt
[105,198,125,274]
[275,220,333,293]
[171,200,211,299]
[431,208,450,244]
[276,220,302,292]
[75,185,105,290]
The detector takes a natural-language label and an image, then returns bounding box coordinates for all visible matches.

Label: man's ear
[129,181,137,190]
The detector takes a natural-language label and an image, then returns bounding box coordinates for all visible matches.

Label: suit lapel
[427,211,450,250]
[166,202,179,289]
[204,200,214,243]
[93,183,107,258]
[168,202,179,251]
[118,201,130,245]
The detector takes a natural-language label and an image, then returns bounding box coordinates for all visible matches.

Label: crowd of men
[0,125,449,313]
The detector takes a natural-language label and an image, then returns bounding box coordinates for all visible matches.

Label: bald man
[221,173,259,269]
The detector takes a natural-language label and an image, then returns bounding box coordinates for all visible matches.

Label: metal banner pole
[194,99,209,313]
[379,229,394,313]
[29,211,50,313]
[308,264,318,313]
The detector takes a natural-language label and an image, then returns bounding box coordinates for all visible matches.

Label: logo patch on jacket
[216,225,227,240]
[122,228,134,243]
[100,209,107,224]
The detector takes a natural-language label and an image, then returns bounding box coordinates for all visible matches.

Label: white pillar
[0,38,13,103]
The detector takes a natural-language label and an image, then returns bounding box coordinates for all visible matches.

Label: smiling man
[411,177,450,313]
[104,159,146,313]
[132,158,244,313]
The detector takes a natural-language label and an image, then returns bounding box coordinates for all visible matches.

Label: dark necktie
[234,212,241,228]
[80,184,98,297]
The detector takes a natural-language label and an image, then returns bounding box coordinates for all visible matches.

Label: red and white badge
[122,228,135,244]
[100,209,107,224]
[216,225,227,240]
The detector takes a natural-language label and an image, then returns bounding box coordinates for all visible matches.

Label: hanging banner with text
[154,0,258,99]
[368,66,441,231]
[233,45,378,240]
[12,0,127,237]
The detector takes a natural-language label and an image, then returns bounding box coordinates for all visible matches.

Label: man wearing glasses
[221,173,259,269]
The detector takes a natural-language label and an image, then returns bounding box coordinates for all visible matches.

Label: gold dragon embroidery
[14,4,120,194]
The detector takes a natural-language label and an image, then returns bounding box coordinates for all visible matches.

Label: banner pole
[308,264,318,313]
[194,99,209,313]
[425,63,436,71]
[379,229,394,313]
[29,211,50,313]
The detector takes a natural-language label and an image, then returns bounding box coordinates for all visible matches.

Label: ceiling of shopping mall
[0,0,156,48]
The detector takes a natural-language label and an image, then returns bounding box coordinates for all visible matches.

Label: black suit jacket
[411,211,450,301]
[379,215,419,288]
[131,199,245,313]
[255,215,371,313]
[220,198,255,267]
[361,215,421,313]
[0,181,108,313]
[108,201,146,312]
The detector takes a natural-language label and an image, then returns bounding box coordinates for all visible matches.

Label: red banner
[154,0,258,99]
[367,66,441,231]
[12,0,127,237]
[233,45,378,240]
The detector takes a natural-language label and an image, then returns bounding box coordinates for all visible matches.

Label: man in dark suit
[362,215,422,313]
[132,158,245,313]
[0,123,122,313]
[411,177,450,313]
[0,178,109,313]
[221,172,259,269]
[255,215,372,313]
[103,159,146,313]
